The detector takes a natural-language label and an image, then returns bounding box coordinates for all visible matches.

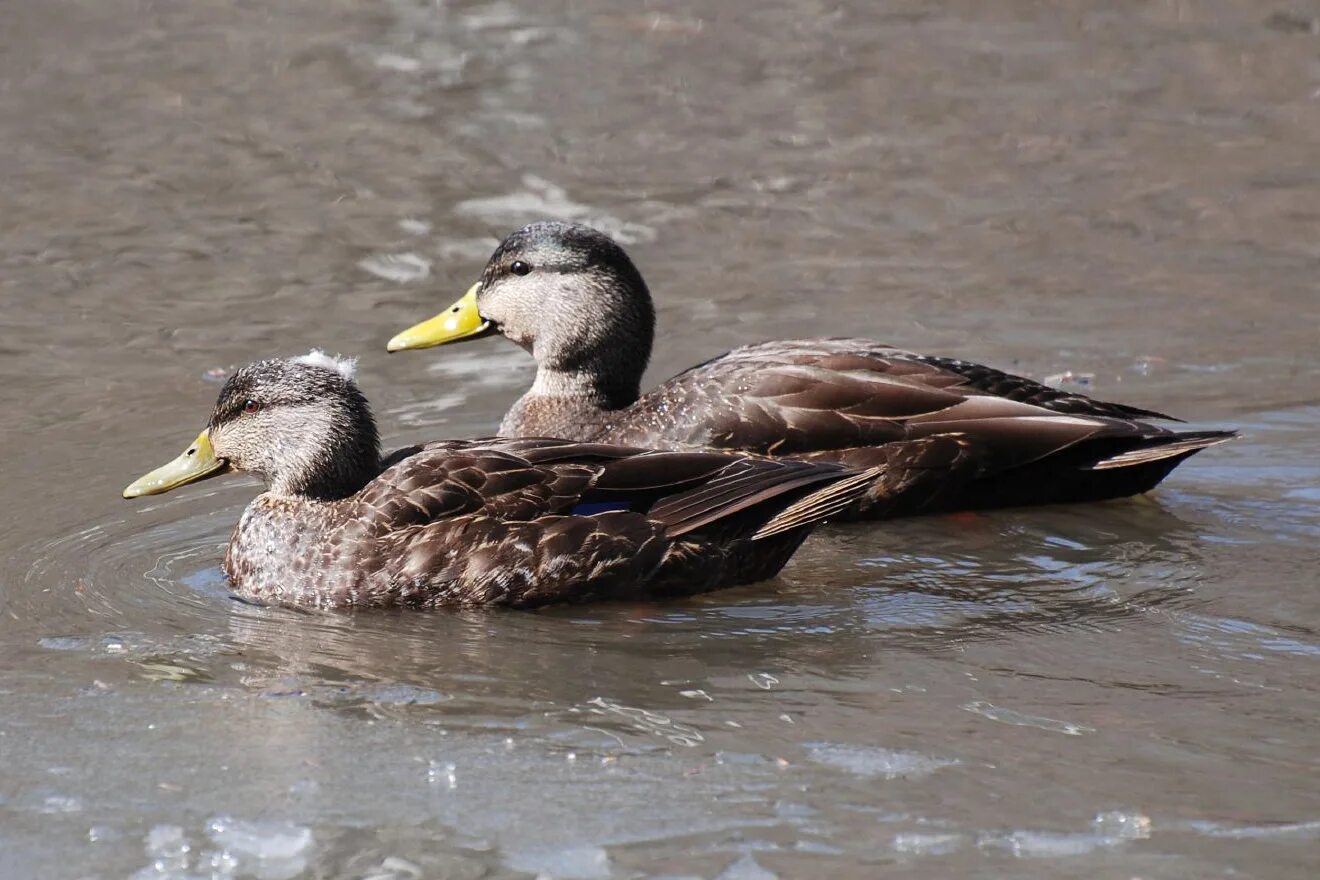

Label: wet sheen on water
[2,1,1319,877]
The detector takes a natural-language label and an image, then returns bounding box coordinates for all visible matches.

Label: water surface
[2,1,1319,877]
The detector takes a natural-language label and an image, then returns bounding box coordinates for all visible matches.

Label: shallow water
[3,0,1319,877]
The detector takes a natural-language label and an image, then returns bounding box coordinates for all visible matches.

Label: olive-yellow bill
[122,430,228,498]
[386,283,494,352]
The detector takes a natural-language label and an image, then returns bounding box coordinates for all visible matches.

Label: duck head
[388,222,655,405]
[123,351,380,501]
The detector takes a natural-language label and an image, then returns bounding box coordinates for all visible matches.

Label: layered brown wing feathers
[577,337,1234,515]
[360,442,597,526]
[296,438,872,607]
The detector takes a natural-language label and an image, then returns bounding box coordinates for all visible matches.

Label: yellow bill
[386,283,494,352]
[123,429,227,499]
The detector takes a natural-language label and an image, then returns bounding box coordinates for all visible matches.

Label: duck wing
[892,352,1176,420]
[362,438,869,536]
[356,440,872,607]
[673,339,1176,420]
[459,438,875,536]
[593,339,1233,514]
[607,339,1192,470]
[360,440,599,526]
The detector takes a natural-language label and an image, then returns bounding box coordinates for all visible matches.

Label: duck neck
[539,313,650,399]
[272,451,380,502]
[266,405,383,502]
[534,361,639,409]
[500,367,636,439]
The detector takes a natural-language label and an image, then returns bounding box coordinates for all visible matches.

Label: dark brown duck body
[124,355,873,609]
[389,222,1235,518]
[224,437,869,609]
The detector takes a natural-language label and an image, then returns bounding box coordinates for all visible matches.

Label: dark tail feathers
[1087,430,1237,471]
[648,458,873,540]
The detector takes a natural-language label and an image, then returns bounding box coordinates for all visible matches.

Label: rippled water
[3,1,1319,877]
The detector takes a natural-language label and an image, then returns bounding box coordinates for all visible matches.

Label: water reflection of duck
[121,353,874,609]
[389,221,1235,519]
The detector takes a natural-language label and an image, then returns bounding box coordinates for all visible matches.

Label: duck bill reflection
[386,283,495,352]
[122,429,228,499]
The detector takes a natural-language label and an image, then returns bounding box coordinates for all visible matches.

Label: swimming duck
[387,221,1235,518]
[122,352,877,609]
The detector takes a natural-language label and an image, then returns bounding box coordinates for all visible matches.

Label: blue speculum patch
[571,500,634,516]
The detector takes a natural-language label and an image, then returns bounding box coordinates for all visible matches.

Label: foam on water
[891,832,965,856]
[979,829,1127,858]
[1181,819,1320,840]
[714,853,778,880]
[806,743,960,780]
[504,844,611,879]
[453,175,657,244]
[129,819,313,880]
[357,252,432,283]
[961,700,1095,735]
[207,817,314,861]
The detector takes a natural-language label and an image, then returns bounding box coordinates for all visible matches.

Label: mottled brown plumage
[126,357,876,609]
[396,222,1235,517]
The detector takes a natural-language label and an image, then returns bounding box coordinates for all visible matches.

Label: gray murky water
[3,1,1319,877]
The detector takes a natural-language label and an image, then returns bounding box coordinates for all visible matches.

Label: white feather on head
[293,349,358,381]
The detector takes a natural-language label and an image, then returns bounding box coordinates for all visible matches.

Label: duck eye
[510,260,532,276]
[242,399,260,415]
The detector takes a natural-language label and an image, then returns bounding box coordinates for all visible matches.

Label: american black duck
[387,221,1235,518]
[122,352,876,609]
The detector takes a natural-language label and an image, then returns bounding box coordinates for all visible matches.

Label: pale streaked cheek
[209,425,247,473]
[215,419,275,472]
[209,425,236,464]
